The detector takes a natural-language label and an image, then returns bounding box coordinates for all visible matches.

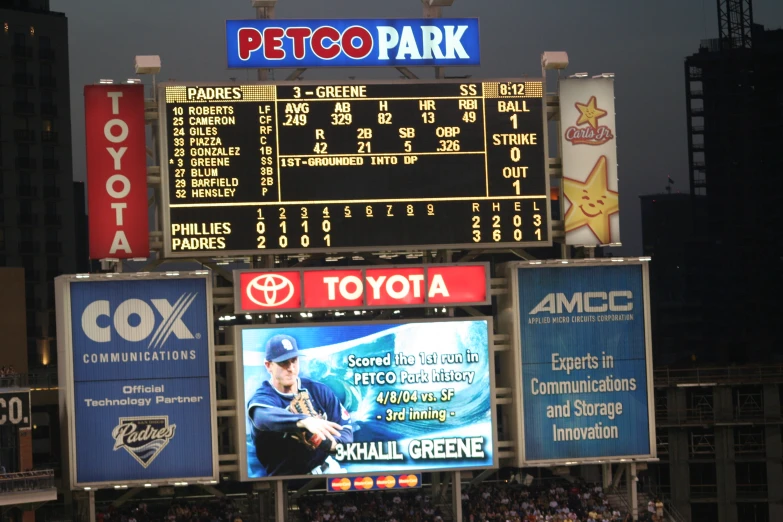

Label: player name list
[163,81,549,254]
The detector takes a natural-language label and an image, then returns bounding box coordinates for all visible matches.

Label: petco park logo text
[226,19,480,68]
[81,294,200,349]
[236,264,489,312]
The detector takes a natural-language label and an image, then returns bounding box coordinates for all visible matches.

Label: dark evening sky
[52,0,783,255]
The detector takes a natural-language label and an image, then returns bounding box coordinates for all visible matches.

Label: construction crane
[717,0,754,49]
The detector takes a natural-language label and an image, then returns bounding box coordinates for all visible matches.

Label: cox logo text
[81,293,199,349]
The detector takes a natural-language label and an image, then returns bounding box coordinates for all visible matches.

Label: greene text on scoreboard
[159,80,551,256]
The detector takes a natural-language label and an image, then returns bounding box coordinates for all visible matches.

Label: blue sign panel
[238,319,494,480]
[517,264,652,463]
[226,18,480,68]
[68,277,214,485]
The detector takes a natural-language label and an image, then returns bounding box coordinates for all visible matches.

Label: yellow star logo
[575,96,607,130]
[563,156,619,244]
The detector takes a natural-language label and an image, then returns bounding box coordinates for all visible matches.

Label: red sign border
[233,262,491,313]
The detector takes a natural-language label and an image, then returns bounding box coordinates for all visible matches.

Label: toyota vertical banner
[55,274,217,487]
[226,19,480,68]
[84,84,149,259]
[505,260,654,465]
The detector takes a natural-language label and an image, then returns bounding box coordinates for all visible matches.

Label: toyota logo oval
[246,274,295,307]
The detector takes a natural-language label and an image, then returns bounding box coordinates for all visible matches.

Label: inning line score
[160,79,551,256]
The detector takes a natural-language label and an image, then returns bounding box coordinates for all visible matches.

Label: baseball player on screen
[247,334,353,476]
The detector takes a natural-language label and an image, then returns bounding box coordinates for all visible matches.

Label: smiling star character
[574,96,608,130]
[563,155,619,244]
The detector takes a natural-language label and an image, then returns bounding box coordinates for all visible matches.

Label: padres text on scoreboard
[159,80,551,256]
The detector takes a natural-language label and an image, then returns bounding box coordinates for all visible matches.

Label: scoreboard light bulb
[354,311,361,316]
[245,315,252,320]
[307,313,313,318]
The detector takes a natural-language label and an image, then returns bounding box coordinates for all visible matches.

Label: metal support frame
[452,471,462,522]
[255,5,275,80]
[110,487,142,508]
[627,462,638,520]
[290,479,319,501]
[422,2,445,79]
[275,480,287,521]
[89,490,95,522]
[468,468,497,486]
[198,484,225,498]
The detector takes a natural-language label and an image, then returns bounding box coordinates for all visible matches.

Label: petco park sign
[234,264,489,313]
[225,18,480,68]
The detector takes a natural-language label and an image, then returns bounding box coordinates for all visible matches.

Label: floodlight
[251,0,277,6]
[542,51,569,70]
[134,55,161,75]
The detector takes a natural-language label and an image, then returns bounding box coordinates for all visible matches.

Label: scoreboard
[160,80,551,257]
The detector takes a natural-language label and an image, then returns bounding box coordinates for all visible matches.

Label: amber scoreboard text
[160,80,550,256]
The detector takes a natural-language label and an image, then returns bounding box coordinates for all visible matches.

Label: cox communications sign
[56,274,217,487]
[226,19,480,68]
[509,261,654,465]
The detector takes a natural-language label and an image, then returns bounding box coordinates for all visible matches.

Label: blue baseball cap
[265,334,303,363]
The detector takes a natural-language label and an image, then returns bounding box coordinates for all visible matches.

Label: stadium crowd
[95,498,245,522]
[89,479,664,522]
[295,479,654,522]
[297,490,447,522]
[461,482,631,522]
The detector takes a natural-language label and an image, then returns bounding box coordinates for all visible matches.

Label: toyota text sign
[234,264,489,313]
[226,19,480,68]
[84,84,149,259]
[56,274,217,488]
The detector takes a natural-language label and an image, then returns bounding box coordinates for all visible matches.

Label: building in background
[639,192,708,366]
[0,267,27,376]
[684,20,783,364]
[0,0,75,370]
[643,6,783,522]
